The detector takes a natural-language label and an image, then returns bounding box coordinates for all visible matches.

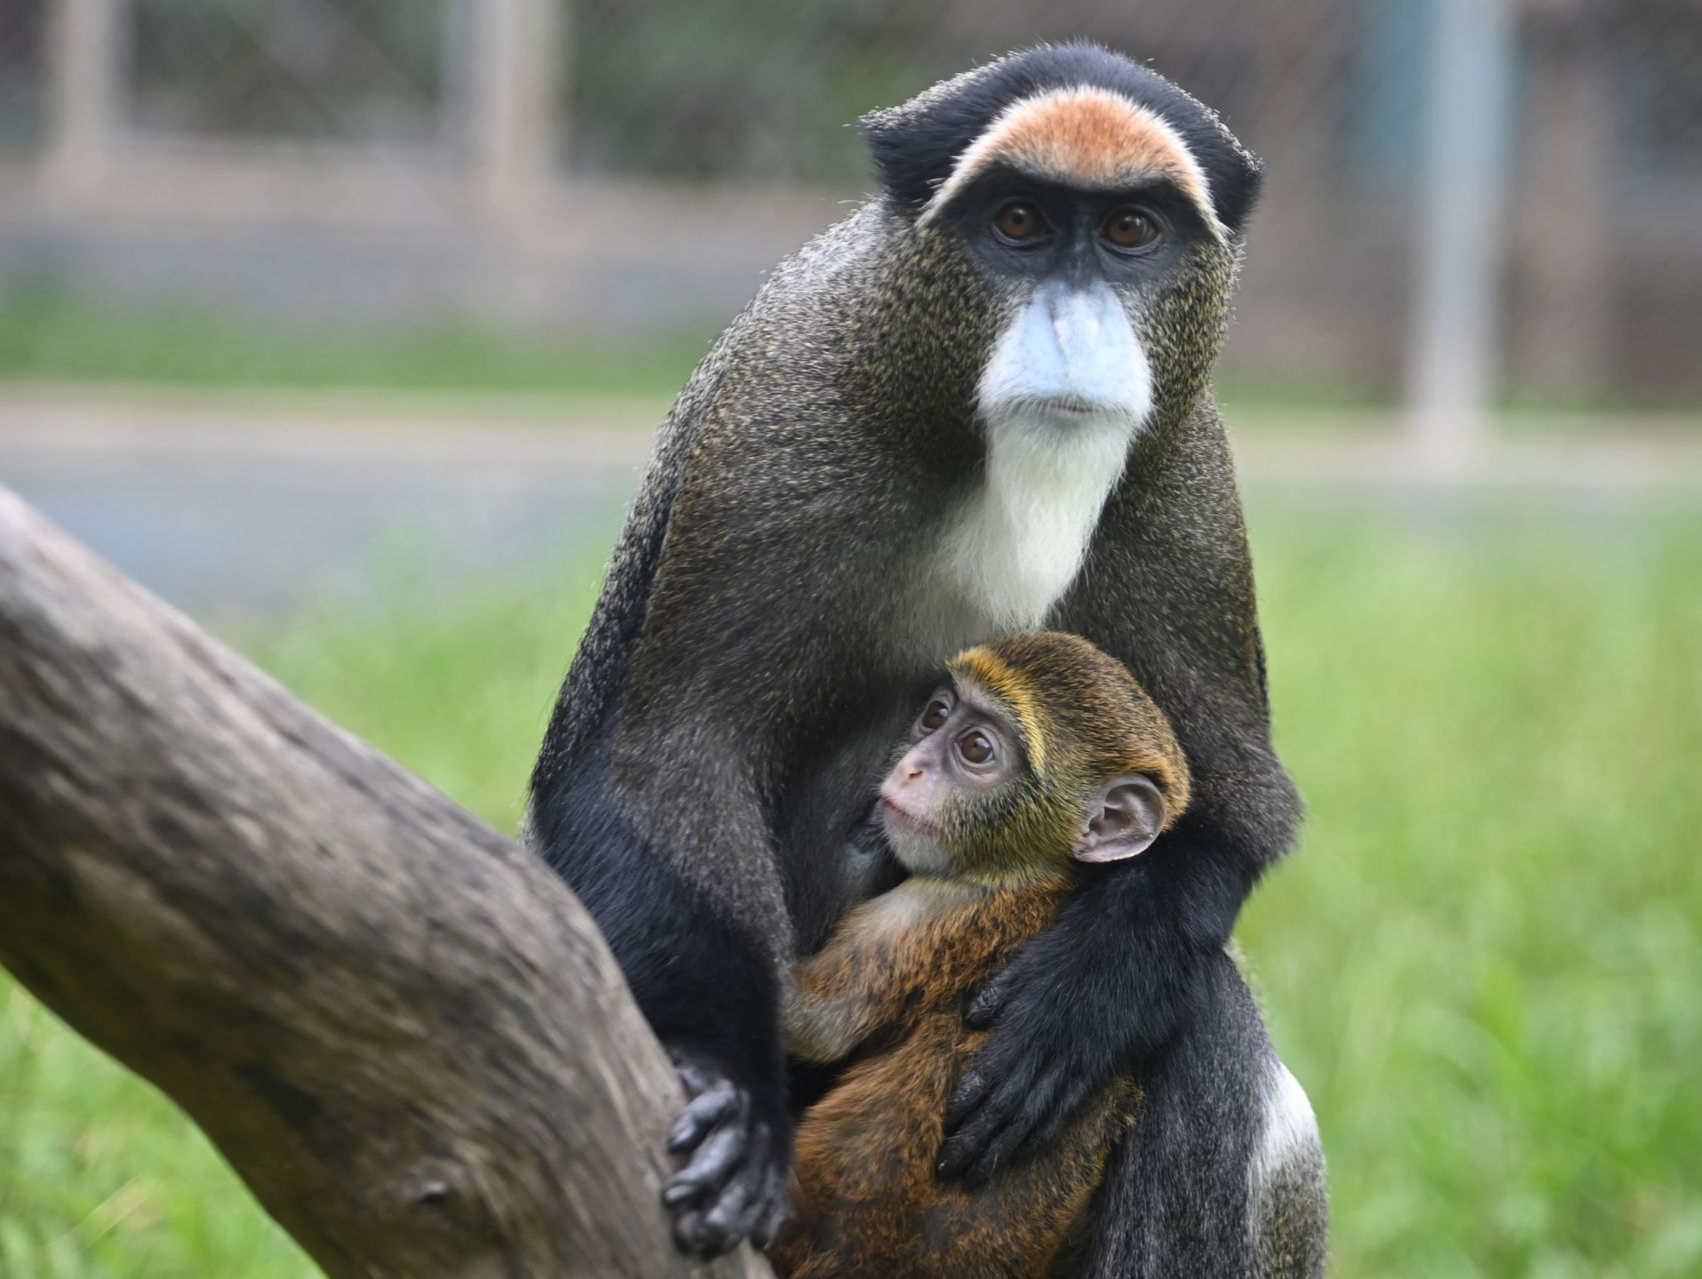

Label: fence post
[1406,0,1514,469]
[455,0,563,223]
[43,0,125,204]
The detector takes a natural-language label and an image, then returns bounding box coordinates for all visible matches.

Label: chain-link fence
[1,0,1699,407]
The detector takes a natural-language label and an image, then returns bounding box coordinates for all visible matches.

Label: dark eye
[1102,207,1160,250]
[919,697,951,733]
[993,200,1046,243]
[957,730,996,766]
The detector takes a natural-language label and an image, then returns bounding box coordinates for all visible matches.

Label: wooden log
[0,484,771,1279]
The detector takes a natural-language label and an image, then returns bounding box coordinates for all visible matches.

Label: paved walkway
[2,383,1697,618]
[0,384,657,617]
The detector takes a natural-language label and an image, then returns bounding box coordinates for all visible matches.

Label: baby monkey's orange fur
[770,632,1191,1279]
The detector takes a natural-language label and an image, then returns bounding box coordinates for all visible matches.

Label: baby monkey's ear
[1074,774,1168,863]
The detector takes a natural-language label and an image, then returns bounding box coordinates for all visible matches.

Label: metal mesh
[566,0,1702,400]
[0,0,46,149]
[128,0,446,141]
[2,0,1700,404]
[565,0,1356,186]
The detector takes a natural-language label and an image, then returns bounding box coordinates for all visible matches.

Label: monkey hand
[662,1052,792,1257]
[937,897,1191,1187]
[935,958,1104,1187]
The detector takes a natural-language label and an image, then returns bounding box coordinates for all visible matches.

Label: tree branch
[0,484,771,1279]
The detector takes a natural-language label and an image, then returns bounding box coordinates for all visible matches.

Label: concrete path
[2,383,1697,619]
[0,384,658,618]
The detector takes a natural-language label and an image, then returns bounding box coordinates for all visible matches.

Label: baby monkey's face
[878,682,1021,877]
[877,675,1170,884]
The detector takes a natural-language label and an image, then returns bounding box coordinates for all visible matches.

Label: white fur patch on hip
[1252,1060,1321,1193]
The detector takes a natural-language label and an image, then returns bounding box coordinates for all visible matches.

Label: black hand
[938,862,1216,1185]
[664,1054,791,1256]
[938,938,1113,1187]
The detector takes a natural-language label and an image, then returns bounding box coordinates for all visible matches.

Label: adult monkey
[528,43,1304,1267]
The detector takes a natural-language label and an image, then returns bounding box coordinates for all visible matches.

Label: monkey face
[930,167,1237,444]
[877,683,1026,878]
[945,178,1165,434]
[864,58,1259,443]
[879,657,1177,887]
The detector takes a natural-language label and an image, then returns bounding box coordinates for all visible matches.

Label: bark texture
[0,485,771,1279]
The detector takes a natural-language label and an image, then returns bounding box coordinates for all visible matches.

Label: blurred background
[0,2,1698,1277]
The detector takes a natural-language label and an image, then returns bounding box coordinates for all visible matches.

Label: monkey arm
[530,761,794,1255]
[782,889,949,1062]
[783,951,885,1063]
[937,736,1296,1186]
[939,401,1302,1182]
[937,808,1272,1183]
[1075,946,1329,1278]
[532,394,908,1255]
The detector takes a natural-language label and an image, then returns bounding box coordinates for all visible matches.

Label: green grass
[0,289,1392,416]
[1243,510,1702,1277]
[0,289,710,397]
[11,289,1700,415]
[2,509,1700,1277]
[0,288,1423,418]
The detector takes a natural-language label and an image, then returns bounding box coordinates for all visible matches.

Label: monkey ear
[1074,774,1167,863]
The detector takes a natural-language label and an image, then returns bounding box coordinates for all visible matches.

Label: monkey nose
[882,766,923,805]
[1048,288,1102,355]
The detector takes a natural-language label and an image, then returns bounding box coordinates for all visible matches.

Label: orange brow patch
[922,86,1225,241]
[948,649,1047,773]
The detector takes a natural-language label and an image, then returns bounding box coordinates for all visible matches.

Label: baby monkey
[770,631,1191,1279]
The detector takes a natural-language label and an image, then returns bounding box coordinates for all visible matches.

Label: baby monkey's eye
[957,729,996,766]
[919,697,952,733]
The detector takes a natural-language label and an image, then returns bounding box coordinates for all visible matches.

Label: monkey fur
[771,633,1324,1279]
[769,632,1186,1279]
[528,43,1308,1266]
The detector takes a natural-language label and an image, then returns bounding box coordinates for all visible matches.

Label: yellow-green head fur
[935,631,1191,887]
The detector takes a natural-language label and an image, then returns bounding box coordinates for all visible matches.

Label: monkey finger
[959,1071,1062,1187]
[942,1065,1057,1185]
[964,969,1018,1028]
[937,1076,1016,1180]
[667,1081,743,1152]
[679,1195,747,1257]
[665,1121,750,1203]
[1023,1070,1097,1154]
[937,1106,1004,1183]
[671,1209,705,1253]
[959,1111,1036,1189]
[753,1193,791,1250]
[941,1067,991,1135]
[690,1171,764,1256]
[662,1178,699,1210]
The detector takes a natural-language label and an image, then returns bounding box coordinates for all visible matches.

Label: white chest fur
[911,407,1137,649]
[905,280,1152,653]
